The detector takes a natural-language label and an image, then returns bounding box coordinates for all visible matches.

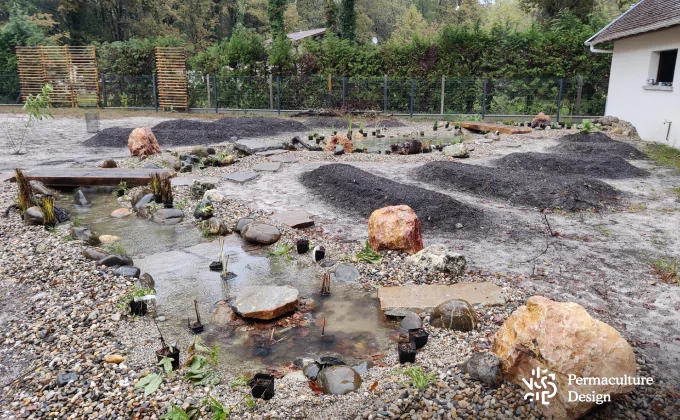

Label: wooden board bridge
[458,122,532,135]
[8,168,173,188]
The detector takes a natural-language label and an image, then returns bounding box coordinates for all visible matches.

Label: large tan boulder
[127,127,161,157]
[531,112,551,129]
[368,205,423,255]
[492,296,636,419]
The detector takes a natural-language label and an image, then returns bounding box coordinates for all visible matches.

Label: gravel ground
[2,117,680,419]
[413,161,621,211]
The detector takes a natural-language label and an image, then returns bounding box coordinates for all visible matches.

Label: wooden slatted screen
[155,47,188,110]
[16,46,99,107]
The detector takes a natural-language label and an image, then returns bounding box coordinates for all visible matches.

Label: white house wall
[606,26,680,147]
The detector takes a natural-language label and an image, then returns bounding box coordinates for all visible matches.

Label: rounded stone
[400,311,423,331]
[317,366,362,395]
[241,223,281,245]
[429,299,478,331]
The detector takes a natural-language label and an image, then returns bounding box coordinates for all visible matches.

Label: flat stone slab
[334,263,360,282]
[252,162,281,172]
[256,149,288,157]
[270,154,298,163]
[234,139,284,155]
[222,171,260,183]
[274,211,314,228]
[230,286,299,320]
[377,282,507,317]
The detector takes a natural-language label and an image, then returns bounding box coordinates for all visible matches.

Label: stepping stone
[222,171,260,184]
[171,176,221,186]
[252,162,281,172]
[230,286,299,320]
[256,149,288,157]
[377,282,507,317]
[234,139,284,155]
[505,143,522,148]
[271,154,298,163]
[274,211,314,228]
[334,263,360,282]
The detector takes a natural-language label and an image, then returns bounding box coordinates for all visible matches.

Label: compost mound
[495,152,649,179]
[414,161,620,212]
[300,164,483,233]
[559,132,616,143]
[550,141,647,160]
[304,117,405,129]
[83,116,306,148]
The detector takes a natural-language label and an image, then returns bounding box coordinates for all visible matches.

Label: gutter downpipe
[588,44,613,54]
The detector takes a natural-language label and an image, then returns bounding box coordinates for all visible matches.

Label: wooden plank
[12,168,173,188]
[458,122,532,135]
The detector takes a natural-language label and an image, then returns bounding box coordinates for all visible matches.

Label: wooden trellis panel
[16,46,99,107]
[155,47,188,110]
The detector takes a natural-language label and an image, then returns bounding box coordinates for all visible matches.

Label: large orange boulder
[531,112,551,129]
[492,296,637,419]
[368,205,423,255]
[128,127,161,157]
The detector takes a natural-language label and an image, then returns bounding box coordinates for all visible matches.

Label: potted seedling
[308,132,314,141]
[398,340,416,364]
[419,131,425,137]
[312,245,325,262]
[119,286,155,316]
[154,318,180,370]
[347,120,353,138]
[150,173,162,203]
[112,180,128,198]
[249,373,275,400]
[160,178,173,208]
[187,300,204,334]
[296,238,310,254]
[211,238,236,279]
[445,121,450,129]
[433,121,438,131]
[408,328,429,349]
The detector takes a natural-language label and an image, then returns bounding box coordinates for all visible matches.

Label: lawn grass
[650,258,679,285]
[646,144,680,172]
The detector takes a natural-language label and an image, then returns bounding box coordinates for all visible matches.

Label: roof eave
[585,0,643,46]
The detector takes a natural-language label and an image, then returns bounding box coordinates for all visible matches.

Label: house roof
[265,28,326,45]
[586,0,680,46]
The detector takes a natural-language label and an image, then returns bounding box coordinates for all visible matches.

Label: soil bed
[550,141,647,160]
[83,116,306,148]
[559,132,617,143]
[413,161,620,211]
[304,117,405,129]
[495,152,649,179]
[300,163,485,233]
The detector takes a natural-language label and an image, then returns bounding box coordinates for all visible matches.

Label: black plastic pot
[308,135,314,141]
[221,272,237,281]
[154,194,162,203]
[117,189,125,197]
[129,301,147,316]
[363,132,367,137]
[249,373,275,400]
[371,131,376,136]
[313,246,326,261]
[163,201,173,209]
[209,261,222,272]
[297,239,310,254]
[156,346,180,370]
[420,131,425,137]
[408,328,429,349]
[188,320,204,334]
[398,341,416,364]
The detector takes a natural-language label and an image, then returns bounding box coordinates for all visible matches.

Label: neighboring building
[585,0,680,147]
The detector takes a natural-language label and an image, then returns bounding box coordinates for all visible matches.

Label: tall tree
[325,0,339,34]
[340,0,356,41]
[268,0,287,38]
[518,0,596,22]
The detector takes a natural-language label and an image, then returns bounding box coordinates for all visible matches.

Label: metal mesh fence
[2,73,608,118]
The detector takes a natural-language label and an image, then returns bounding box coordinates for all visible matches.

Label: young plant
[580,119,596,134]
[4,84,53,155]
[117,286,155,311]
[112,180,129,197]
[120,92,129,108]
[433,120,438,131]
[355,241,381,264]
[41,196,56,225]
[161,178,173,204]
[650,258,679,285]
[268,241,294,257]
[150,173,162,196]
[104,242,126,256]
[160,404,200,420]
[397,366,437,392]
[14,168,33,213]
[184,336,220,386]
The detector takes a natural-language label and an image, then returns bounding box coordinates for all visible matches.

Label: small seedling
[397,366,437,392]
[355,241,381,264]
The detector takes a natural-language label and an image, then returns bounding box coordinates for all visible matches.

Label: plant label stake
[320,273,331,296]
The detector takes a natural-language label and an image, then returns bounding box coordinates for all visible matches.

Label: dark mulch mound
[304,117,405,129]
[414,161,620,211]
[550,141,647,160]
[559,132,616,143]
[495,152,649,179]
[300,163,484,233]
[83,117,306,148]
